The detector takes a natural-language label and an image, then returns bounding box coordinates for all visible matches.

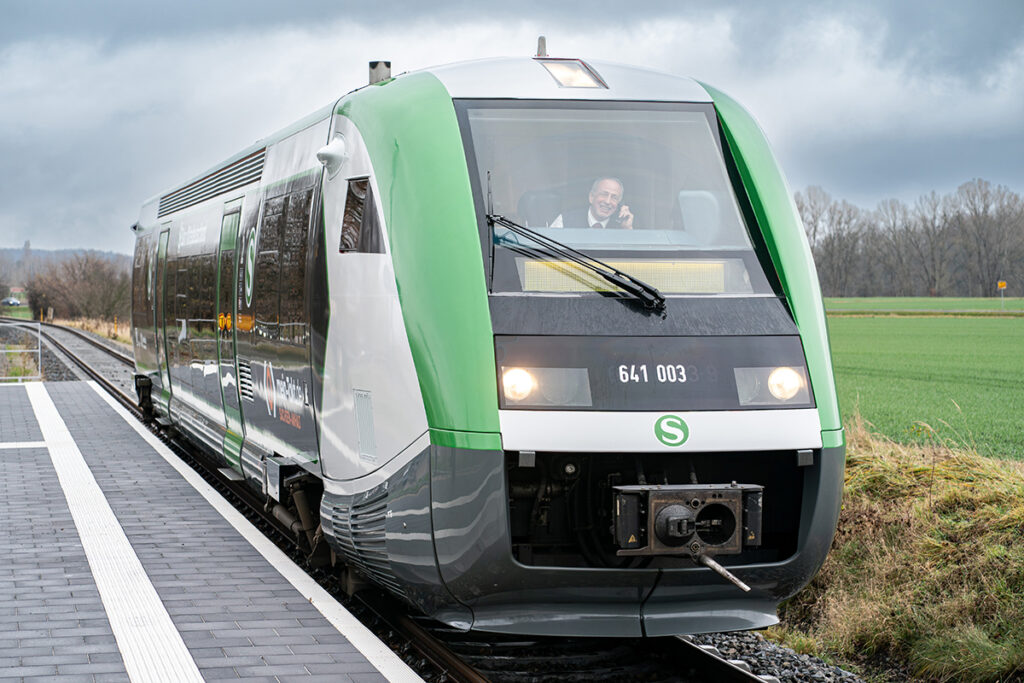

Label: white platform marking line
[0,441,47,448]
[88,381,423,683]
[25,383,203,683]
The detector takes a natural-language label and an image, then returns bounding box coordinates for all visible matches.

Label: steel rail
[32,323,139,413]
[354,592,489,683]
[0,317,134,366]
[675,635,774,682]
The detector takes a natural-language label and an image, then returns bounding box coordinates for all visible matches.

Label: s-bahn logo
[244,227,257,308]
[655,414,689,447]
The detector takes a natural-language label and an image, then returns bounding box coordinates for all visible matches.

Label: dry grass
[0,344,40,381]
[770,414,1024,682]
[55,317,131,346]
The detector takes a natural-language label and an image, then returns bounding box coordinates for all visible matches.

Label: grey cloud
[784,128,1024,208]
[2,2,1022,253]
[8,0,1022,77]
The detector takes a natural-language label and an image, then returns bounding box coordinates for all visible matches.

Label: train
[130,52,844,638]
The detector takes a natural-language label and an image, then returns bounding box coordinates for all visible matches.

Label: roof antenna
[536,36,547,57]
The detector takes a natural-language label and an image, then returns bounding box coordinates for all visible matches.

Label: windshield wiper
[486,214,666,312]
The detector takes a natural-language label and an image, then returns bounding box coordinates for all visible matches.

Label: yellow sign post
[997,280,1007,310]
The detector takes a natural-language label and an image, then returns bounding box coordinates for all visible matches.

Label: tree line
[796,178,1024,297]
[22,252,130,321]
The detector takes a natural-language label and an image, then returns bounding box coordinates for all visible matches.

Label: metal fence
[0,321,42,382]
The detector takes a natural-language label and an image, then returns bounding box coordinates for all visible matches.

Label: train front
[417,59,845,638]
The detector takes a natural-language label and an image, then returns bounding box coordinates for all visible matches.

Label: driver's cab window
[339,178,384,254]
[460,102,772,296]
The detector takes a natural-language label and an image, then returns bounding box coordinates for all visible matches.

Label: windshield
[459,101,775,296]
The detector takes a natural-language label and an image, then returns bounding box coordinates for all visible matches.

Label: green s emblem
[655,414,689,447]
[244,227,257,307]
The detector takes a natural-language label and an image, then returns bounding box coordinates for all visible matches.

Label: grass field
[826,296,1024,313]
[774,420,1024,682]
[828,315,1023,458]
[1,305,32,320]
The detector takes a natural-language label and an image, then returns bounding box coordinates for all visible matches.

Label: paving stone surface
[0,393,127,681]
[0,385,43,441]
[0,383,389,681]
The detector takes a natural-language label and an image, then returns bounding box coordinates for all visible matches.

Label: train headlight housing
[734,366,810,406]
[767,366,803,401]
[500,367,593,407]
[502,368,537,402]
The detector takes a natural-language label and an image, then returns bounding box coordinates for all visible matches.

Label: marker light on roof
[537,59,607,88]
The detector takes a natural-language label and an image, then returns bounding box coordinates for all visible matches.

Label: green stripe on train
[339,72,501,449]
[703,82,843,439]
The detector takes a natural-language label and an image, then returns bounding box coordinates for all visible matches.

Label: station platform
[0,382,420,682]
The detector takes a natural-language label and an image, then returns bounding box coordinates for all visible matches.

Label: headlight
[734,366,810,406]
[500,367,592,407]
[502,368,537,401]
[767,366,803,400]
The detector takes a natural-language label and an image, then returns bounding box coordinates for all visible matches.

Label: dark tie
[592,222,602,229]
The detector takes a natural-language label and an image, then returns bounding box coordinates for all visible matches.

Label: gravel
[695,630,866,682]
[40,340,83,381]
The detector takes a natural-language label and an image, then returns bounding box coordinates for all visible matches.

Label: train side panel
[233,120,329,482]
[315,113,430,482]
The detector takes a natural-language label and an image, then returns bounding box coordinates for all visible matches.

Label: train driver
[550,177,635,229]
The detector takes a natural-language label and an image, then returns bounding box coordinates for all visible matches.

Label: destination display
[495,335,814,411]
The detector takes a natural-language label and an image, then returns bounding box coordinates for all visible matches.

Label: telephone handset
[607,204,632,229]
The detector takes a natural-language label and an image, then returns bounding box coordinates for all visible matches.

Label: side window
[187,255,201,337]
[255,196,284,338]
[339,179,384,254]
[199,254,217,339]
[174,259,189,362]
[281,189,312,344]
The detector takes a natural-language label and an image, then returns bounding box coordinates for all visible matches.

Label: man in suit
[550,177,634,229]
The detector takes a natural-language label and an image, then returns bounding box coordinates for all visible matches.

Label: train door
[216,199,245,470]
[153,228,172,413]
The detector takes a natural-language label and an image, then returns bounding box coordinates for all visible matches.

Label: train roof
[139,56,714,224]
[421,56,712,102]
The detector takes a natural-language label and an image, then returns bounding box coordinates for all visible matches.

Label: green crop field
[1,305,33,320]
[828,315,1024,458]
[826,296,1024,313]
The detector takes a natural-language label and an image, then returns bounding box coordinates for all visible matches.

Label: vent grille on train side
[238,362,254,402]
[157,148,266,217]
[329,488,404,597]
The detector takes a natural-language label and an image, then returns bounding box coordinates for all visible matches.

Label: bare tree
[794,186,832,251]
[25,253,130,321]
[873,199,916,295]
[0,253,10,299]
[900,192,957,296]
[813,199,866,297]
[952,179,1024,296]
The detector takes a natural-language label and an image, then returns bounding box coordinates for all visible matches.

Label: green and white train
[131,54,844,637]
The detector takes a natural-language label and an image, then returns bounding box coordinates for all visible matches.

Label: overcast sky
[2,0,1022,254]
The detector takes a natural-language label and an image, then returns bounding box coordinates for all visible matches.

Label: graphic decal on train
[244,227,256,307]
[262,361,306,429]
[264,362,276,417]
[655,414,689,447]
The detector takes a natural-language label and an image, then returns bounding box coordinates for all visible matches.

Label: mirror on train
[316,134,348,179]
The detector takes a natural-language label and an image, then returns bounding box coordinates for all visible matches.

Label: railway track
[8,317,777,683]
